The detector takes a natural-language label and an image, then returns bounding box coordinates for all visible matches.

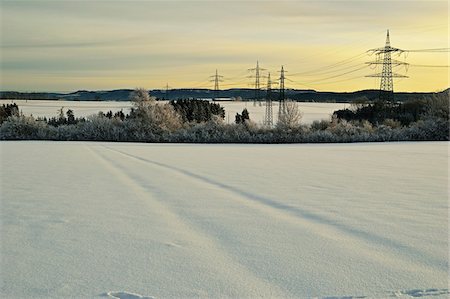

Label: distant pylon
[366,30,408,102]
[248,60,266,105]
[278,65,287,119]
[264,72,273,126]
[210,69,223,101]
[165,83,171,100]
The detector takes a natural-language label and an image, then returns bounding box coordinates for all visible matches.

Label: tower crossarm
[248,67,267,71]
[366,73,408,78]
[366,59,409,66]
[368,46,404,54]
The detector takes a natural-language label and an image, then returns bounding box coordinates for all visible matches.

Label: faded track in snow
[1,141,448,298]
[88,145,289,297]
[101,145,446,274]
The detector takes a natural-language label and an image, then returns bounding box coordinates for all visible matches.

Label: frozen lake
[1,141,448,298]
[0,100,349,124]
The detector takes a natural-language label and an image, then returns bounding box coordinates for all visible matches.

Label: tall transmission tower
[210,69,223,101]
[366,30,408,102]
[248,60,266,105]
[264,72,274,126]
[278,65,287,119]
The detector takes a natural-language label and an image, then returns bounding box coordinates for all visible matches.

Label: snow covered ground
[1,141,448,298]
[0,100,348,125]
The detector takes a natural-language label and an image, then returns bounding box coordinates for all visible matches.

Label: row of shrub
[0,89,448,143]
[1,112,447,143]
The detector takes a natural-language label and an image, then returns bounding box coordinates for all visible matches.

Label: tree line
[0,89,448,143]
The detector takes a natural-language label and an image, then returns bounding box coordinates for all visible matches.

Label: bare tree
[277,100,303,130]
[129,88,154,111]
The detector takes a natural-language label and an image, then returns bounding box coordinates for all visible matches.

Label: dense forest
[0,89,448,143]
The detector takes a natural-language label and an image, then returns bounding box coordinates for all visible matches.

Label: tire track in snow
[102,145,447,275]
[86,145,289,298]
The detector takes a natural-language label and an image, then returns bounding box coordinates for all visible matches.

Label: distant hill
[0,88,447,103]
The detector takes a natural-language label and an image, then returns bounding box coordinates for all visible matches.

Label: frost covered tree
[128,88,182,133]
[66,109,75,124]
[169,99,225,123]
[425,93,449,120]
[277,100,302,130]
[129,88,155,118]
[144,103,183,132]
[235,108,250,124]
[0,103,19,124]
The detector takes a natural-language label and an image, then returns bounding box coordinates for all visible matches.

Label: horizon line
[1,87,449,95]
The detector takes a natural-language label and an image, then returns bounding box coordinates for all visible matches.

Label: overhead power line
[403,48,450,53]
[290,52,367,76]
[409,64,450,67]
[301,65,369,84]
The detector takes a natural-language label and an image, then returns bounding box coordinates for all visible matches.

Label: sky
[0,0,448,92]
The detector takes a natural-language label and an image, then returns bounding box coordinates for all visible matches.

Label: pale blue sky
[1,0,448,92]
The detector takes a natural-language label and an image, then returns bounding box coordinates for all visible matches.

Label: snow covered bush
[310,120,330,131]
[69,115,124,141]
[0,115,53,140]
[382,118,402,129]
[405,118,449,141]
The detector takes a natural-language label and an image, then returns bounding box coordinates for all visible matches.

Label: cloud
[1,0,447,92]
[1,36,145,49]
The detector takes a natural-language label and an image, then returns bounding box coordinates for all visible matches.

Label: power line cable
[290,52,368,76]
[403,48,450,52]
[409,64,449,67]
[292,62,367,77]
[301,65,369,84]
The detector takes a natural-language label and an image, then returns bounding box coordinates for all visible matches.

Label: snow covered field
[0,100,348,125]
[1,141,448,298]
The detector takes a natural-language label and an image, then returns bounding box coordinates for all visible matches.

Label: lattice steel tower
[366,30,408,102]
[165,83,171,100]
[210,69,223,101]
[278,65,287,119]
[248,61,266,105]
[264,72,274,126]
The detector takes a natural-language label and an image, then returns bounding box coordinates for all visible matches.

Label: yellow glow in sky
[1,0,448,92]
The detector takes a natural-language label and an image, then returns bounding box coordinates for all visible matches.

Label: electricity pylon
[210,69,223,101]
[264,72,274,126]
[248,60,266,105]
[164,83,171,100]
[278,65,287,119]
[366,30,408,102]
